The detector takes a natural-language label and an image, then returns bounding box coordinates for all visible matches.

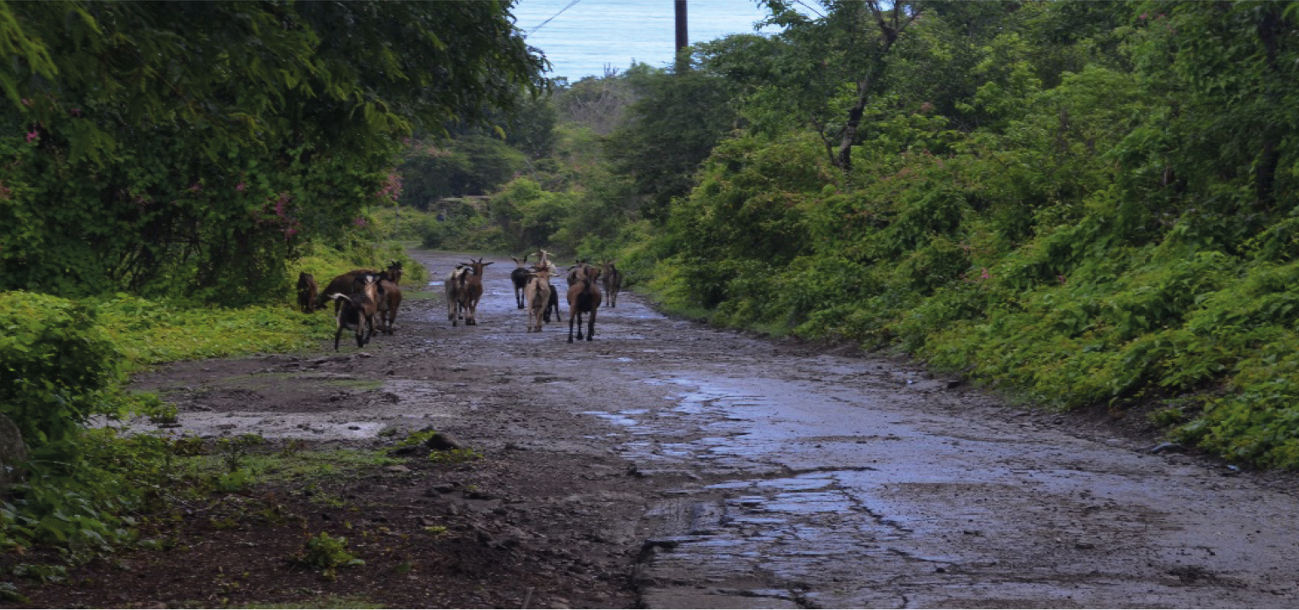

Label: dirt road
[114,249,1299,609]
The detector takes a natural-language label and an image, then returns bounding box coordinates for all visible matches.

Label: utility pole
[674,0,688,72]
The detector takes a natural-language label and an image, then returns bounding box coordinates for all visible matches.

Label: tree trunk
[836,78,872,173]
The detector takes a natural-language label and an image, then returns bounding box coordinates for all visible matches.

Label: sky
[511,0,784,80]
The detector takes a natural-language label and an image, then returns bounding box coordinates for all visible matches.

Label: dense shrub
[0,293,124,448]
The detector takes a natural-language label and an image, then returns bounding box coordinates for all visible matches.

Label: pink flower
[25,130,38,143]
[189,183,202,192]
[353,217,368,227]
[1058,274,1067,285]
[20,99,30,107]
[235,182,246,192]
[980,268,991,280]
[70,108,81,117]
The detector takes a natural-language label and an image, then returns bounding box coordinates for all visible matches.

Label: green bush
[296,532,365,580]
[0,292,124,448]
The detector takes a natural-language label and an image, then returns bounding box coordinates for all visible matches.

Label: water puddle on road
[580,410,642,427]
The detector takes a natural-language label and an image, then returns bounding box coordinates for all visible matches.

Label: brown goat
[296,272,318,313]
[376,271,402,335]
[329,273,380,351]
[567,265,603,343]
[601,260,622,308]
[318,261,401,312]
[384,260,403,286]
[319,268,374,312]
[566,259,589,287]
[524,268,552,333]
[454,258,492,326]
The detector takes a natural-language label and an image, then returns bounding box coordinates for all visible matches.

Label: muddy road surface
[120,250,1298,609]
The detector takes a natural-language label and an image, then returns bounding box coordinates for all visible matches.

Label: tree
[0,1,545,303]
[760,0,925,172]
[1123,1,1299,215]
[604,62,739,222]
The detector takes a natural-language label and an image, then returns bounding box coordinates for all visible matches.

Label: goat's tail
[329,293,353,304]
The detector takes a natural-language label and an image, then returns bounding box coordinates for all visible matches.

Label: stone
[425,432,465,451]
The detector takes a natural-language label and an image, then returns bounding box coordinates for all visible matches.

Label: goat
[601,260,622,308]
[544,278,561,323]
[524,268,552,333]
[376,270,402,335]
[455,258,493,326]
[536,249,555,271]
[319,268,375,312]
[446,265,469,326]
[384,260,403,286]
[567,264,603,343]
[566,259,590,287]
[318,261,400,312]
[296,272,318,313]
[510,254,531,309]
[328,273,381,351]
[533,250,562,322]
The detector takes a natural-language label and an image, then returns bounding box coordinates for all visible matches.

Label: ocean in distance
[512,0,783,82]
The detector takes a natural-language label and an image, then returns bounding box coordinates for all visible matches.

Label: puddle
[581,411,640,427]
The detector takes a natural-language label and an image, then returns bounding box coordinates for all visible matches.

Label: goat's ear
[483,262,493,267]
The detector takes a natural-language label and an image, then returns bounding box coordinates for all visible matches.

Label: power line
[793,0,824,19]
[528,0,581,35]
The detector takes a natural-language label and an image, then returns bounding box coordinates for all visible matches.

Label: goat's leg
[567,311,577,343]
[333,305,347,351]
[586,309,596,341]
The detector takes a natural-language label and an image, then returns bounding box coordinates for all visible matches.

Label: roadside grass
[95,295,335,373]
[182,442,404,489]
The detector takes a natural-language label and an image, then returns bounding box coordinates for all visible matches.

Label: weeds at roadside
[293,532,365,580]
